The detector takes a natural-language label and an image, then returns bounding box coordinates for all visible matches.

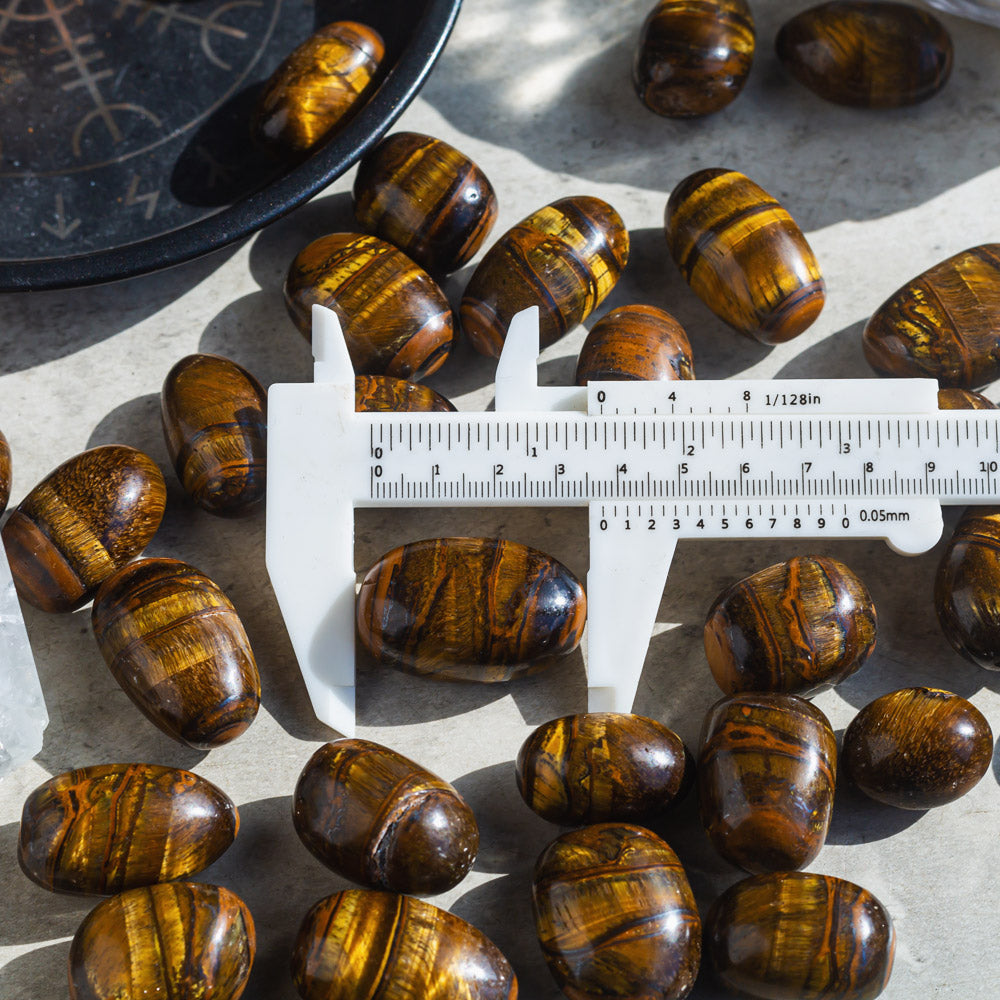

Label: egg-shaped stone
[776,1,952,108]
[0,445,166,613]
[161,354,267,516]
[634,0,755,117]
[253,21,384,153]
[355,375,456,412]
[293,738,478,895]
[0,428,10,513]
[516,712,691,824]
[356,536,586,681]
[699,693,836,872]
[575,305,695,384]
[843,687,993,809]
[937,387,996,410]
[461,196,630,357]
[706,872,895,1000]
[703,555,877,696]
[69,881,255,1000]
[863,244,1000,388]
[285,233,453,381]
[533,823,701,1000]
[354,132,498,275]
[292,889,517,1000]
[91,557,260,748]
[18,763,238,895]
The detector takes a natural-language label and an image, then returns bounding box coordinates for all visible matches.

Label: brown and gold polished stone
[937,387,996,410]
[0,428,10,513]
[355,374,456,412]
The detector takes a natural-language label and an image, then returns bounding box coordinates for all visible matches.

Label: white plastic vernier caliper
[266,304,1000,737]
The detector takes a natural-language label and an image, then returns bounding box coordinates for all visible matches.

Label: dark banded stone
[937,387,996,410]
[355,375,456,412]
[0,428,10,513]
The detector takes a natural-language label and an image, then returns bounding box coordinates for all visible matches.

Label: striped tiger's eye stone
[533,823,701,1000]
[937,387,996,410]
[634,0,755,117]
[161,354,267,516]
[776,1,952,108]
[354,132,498,275]
[0,445,166,613]
[516,712,691,824]
[253,21,384,153]
[706,872,895,1000]
[293,738,478,895]
[356,537,586,681]
[665,168,824,344]
[699,693,836,872]
[863,245,1000,388]
[703,555,877,696]
[0,428,10,513]
[285,233,453,381]
[292,889,517,1000]
[18,763,238,895]
[69,882,255,1000]
[355,375,456,412]
[91,557,260,748]
[461,196,629,357]
[843,687,993,809]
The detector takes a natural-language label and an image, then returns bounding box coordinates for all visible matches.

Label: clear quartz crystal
[925,0,1000,27]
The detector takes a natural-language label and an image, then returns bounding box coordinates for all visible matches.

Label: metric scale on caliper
[266,304,1000,737]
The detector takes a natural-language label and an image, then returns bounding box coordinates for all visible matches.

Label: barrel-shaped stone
[356,537,586,681]
[292,889,517,1000]
[666,168,824,344]
[461,196,629,357]
[355,375,456,412]
[1,445,166,613]
[0,428,10,513]
[91,557,260,748]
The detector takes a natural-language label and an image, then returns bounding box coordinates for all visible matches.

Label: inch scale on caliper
[266,305,1000,737]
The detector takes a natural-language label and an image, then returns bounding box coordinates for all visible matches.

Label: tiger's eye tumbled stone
[634,0,755,117]
[863,245,1000,388]
[704,555,877,696]
[18,763,238,895]
[285,233,453,381]
[666,169,824,344]
[1,445,166,613]
[161,354,267,516]
[355,375,456,412]
[937,387,996,410]
[706,872,895,1000]
[843,687,993,809]
[533,823,701,1000]
[461,196,629,357]
[292,889,517,1000]
[70,882,255,1000]
[575,305,695,385]
[356,537,586,681]
[91,558,260,748]
[516,712,690,824]
[776,1,952,108]
[253,21,384,153]
[293,738,478,895]
[699,693,836,872]
[354,132,498,275]
[0,428,10,513]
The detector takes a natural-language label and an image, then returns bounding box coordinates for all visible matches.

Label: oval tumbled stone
[0,428,10,513]
[355,375,456,413]
[937,387,996,410]
[356,537,586,681]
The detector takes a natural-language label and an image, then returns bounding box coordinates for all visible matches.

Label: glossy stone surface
[356,537,586,681]
[69,882,255,1000]
[354,131,498,274]
[18,763,238,894]
[634,0,755,117]
[703,555,877,696]
[776,1,952,108]
[0,445,166,613]
[0,429,9,513]
[575,305,695,384]
[285,232,453,381]
[292,889,517,1000]
[843,687,993,809]
[293,738,478,895]
[516,712,690,824]
[706,872,895,1000]
[666,168,824,344]
[253,21,384,153]
[533,823,701,1000]
[937,387,996,409]
[461,196,629,357]
[863,244,1000,388]
[161,353,267,516]
[355,375,456,412]
[699,693,836,872]
[91,558,261,748]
